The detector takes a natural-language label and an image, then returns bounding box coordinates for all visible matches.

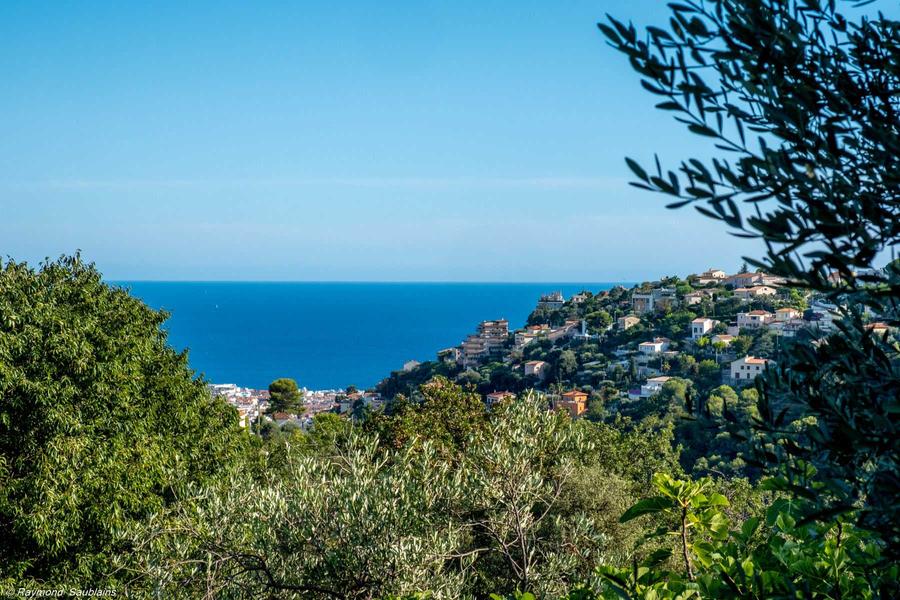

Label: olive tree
[600,0,900,555]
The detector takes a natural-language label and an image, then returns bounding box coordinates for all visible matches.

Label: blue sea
[117,282,624,390]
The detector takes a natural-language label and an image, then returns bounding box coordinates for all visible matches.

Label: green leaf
[625,157,649,182]
[620,496,674,522]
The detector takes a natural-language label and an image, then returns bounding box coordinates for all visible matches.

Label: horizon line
[108,279,640,285]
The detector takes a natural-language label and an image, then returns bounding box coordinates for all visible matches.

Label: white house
[538,292,565,309]
[639,337,671,354]
[807,301,840,332]
[737,310,774,329]
[730,356,771,381]
[691,317,717,339]
[524,360,550,381]
[684,291,709,305]
[780,320,806,338]
[711,334,735,346]
[697,268,727,285]
[776,307,801,321]
[640,376,672,398]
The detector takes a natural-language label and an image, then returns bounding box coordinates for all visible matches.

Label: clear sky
[1,0,759,281]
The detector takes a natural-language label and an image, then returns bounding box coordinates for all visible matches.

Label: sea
[117,282,625,390]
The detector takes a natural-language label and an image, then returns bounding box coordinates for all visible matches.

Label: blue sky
[1,0,759,281]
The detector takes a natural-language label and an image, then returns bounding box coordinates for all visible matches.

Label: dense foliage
[600,0,900,561]
[0,255,245,586]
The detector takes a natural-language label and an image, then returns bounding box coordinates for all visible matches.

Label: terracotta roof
[740,356,769,365]
[747,310,772,316]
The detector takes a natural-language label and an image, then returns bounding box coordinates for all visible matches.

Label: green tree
[707,385,739,419]
[556,350,578,382]
[0,255,244,585]
[127,435,470,598]
[595,473,897,598]
[367,376,487,457]
[268,377,304,415]
[585,310,613,331]
[601,0,900,553]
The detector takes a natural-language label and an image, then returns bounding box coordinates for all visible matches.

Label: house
[524,360,550,381]
[402,360,421,372]
[691,317,717,339]
[639,337,671,354]
[697,268,727,285]
[632,288,678,314]
[776,307,800,321]
[805,301,840,332]
[866,322,890,337]
[631,292,654,315]
[486,391,516,406]
[760,274,785,287]
[547,320,581,342]
[737,310,774,329]
[780,319,806,338]
[538,291,565,309]
[711,334,734,346]
[684,290,709,305]
[730,356,771,382]
[642,375,672,397]
[617,315,641,330]
[570,292,589,304]
[554,390,589,418]
[734,286,778,300]
[514,324,551,348]
[726,272,765,288]
[653,288,678,311]
[272,411,302,426]
[628,376,673,400]
[438,347,461,362]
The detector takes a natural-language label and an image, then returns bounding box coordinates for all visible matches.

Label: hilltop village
[378,267,891,420]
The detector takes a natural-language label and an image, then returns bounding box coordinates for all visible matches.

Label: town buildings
[459,319,509,367]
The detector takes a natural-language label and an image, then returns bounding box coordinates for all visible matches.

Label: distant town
[213,265,894,432]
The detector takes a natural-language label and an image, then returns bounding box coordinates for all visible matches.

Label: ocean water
[117,282,623,390]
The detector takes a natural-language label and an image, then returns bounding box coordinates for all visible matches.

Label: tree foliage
[267,377,304,415]
[0,255,244,585]
[600,0,900,557]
